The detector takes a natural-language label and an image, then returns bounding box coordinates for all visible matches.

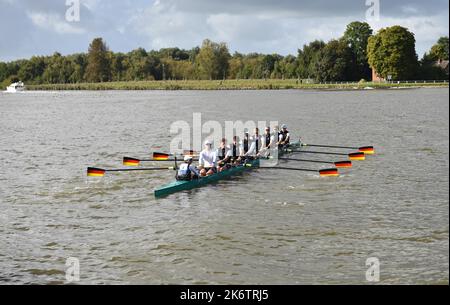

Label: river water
[0,88,448,285]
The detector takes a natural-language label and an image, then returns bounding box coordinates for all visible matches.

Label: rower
[199,140,217,176]
[241,132,250,156]
[231,136,241,163]
[278,124,291,149]
[176,156,200,181]
[244,128,262,158]
[217,138,232,172]
[258,127,275,157]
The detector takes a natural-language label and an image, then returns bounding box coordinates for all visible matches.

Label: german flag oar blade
[319,168,339,177]
[334,161,353,168]
[153,152,170,161]
[349,152,366,161]
[123,157,140,166]
[87,167,106,177]
[359,146,375,155]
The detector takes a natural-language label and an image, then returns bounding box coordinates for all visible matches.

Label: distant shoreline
[25,80,449,91]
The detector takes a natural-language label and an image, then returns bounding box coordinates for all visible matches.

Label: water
[0,88,448,285]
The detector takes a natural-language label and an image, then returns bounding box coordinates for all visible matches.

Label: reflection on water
[0,89,448,284]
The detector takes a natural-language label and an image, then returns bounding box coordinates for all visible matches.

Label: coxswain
[176,155,200,181]
[199,140,217,176]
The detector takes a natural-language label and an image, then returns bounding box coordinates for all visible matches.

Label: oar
[153,151,198,161]
[291,150,366,161]
[87,167,175,177]
[303,144,375,155]
[123,157,198,166]
[258,167,340,177]
[280,158,353,169]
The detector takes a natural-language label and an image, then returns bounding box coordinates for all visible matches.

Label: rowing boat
[154,141,302,198]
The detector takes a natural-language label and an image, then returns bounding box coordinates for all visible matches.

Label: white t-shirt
[199,149,217,168]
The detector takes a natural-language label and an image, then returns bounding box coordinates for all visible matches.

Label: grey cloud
[0,0,448,61]
[170,0,448,18]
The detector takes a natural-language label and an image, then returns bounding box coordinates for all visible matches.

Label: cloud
[0,0,448,61]
[27,11,85,34]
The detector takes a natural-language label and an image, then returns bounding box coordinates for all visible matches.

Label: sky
[0,0,448,61]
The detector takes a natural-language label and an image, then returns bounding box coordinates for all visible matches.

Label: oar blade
[87,167,106,177]
[319,168,340,177]
[123,157,140,167]
[359,146,375,155]
[335,161,353,168]
[153,152,171,161]
[349,152,366,161]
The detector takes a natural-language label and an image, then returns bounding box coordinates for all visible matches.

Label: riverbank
[26,79,449,91]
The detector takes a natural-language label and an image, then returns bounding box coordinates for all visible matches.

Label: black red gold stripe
[153,153,170,161]
[319,168,339,177]
[123,157,140,166]
[87,167,106,177]
[359,146,375,155]
[335,161,352,168]
[349,152,366,161]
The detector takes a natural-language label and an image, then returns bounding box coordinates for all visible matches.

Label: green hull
[154,141,301,198]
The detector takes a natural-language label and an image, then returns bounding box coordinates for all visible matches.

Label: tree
[420,37,449,80]
[260,54,282,79]
[297,40,326,79]
[313,39,353,82]
[85,38,111,82]
[43,52,75,84]
[18,56,47,83]
[0,62,9,83]
[429,37,449,61]
[228,53,244,79]
[69,53,87,83]
[272,55,297,79]
[367,26,419,80]
[343,21,373,80]
[196,39,230,80]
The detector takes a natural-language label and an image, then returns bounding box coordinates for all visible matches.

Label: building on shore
[434,59,449,76]
[372,69,385,82]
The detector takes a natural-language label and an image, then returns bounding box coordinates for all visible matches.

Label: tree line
[1,22,448,88]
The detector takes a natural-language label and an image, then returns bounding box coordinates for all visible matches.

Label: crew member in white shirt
[176,156,200,181]
[199,140,217,176]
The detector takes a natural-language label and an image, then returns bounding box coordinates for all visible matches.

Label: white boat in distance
[6,81,26,93]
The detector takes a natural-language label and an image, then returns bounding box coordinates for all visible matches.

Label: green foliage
[297,40,326,79]
[367,26,419,80]
[428,37,449,61]
[196,39,231,80]
[343,21,373,80]
[0,62,8,83]
[1,25,445,86]
[420,37,449,80]
[313,39,354,82]
[85,38,111,82]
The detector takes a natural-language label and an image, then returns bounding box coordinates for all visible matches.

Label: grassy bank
[26,79,449,91]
